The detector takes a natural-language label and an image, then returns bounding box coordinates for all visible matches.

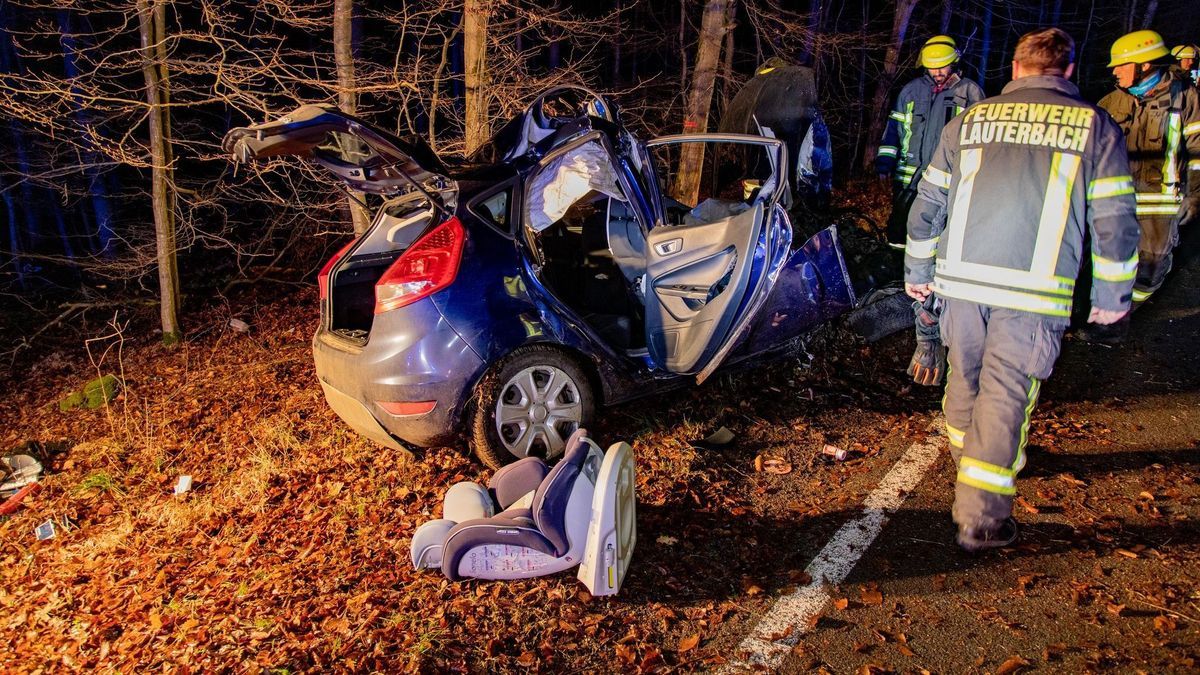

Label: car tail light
[318,239,357,301]
[377,400,437,416]
[375,217,465,314]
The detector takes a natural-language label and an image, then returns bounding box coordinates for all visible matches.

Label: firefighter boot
[907,297,945,386]
[957,517,1020,553]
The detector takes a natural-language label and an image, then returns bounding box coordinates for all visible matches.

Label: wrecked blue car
[223,86,857,468]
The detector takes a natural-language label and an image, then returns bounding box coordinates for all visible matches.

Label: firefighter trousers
[887,184,919,247]
[939,299,1067,528]
[1133,213,1179,304]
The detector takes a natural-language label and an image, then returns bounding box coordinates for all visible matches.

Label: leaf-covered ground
[3,200,1198,672]
[0,278,944,671]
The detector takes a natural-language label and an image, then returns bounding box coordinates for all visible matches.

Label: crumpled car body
[223,86,857,466]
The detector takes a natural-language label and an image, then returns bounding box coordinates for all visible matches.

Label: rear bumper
[312,298,486,448]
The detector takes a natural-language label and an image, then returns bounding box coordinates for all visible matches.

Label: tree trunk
[3,182,24,290]
[59,10,114,258]
[802,0,824,64]
[462,0,491,155]
[679,0,688,94]
[718,0,736,116]
[672,0,732,206]
[1140,0,1159,27]
[334,0,371,235]
[978,0,993,90]
[612,0,623,84]
[137,0,181,346]
[862,0,919,172]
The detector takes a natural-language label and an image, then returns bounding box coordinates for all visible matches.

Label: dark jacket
[906,76,1140,317]
[1098,68,1200,219]
[876,73,985,187]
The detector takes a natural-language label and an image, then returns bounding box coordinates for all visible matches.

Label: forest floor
[2,201,1198,673]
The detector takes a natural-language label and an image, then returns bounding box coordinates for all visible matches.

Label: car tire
[470,346,596,469]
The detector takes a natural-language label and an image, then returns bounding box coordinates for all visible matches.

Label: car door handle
[654,238,683,256]
[656,284,710,300]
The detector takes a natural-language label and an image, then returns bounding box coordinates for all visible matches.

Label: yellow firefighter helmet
[921,35,960,69]
[1171,44,1198,61]
[1108,30,1170,67]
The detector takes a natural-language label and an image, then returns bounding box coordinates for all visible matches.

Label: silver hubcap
[495,365,583,460]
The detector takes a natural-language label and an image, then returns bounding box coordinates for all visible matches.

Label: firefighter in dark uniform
[876,36,985,387]
[1172,44,1200,85]
[905,28,1140,551]
[1098,31,1200,321]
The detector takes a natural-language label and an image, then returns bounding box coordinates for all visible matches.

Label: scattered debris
[0,482,42,517]
[174,475,193,495]
[821,443,848,461]
[656,535,679,546]
[34,519,56,541]
[229,318,251,333]
[691,426,736,451]
[1,454,43,497]
[754,455,793,474]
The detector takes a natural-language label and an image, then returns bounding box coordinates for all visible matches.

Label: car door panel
[644,204,762,371]
[641,134,788,380]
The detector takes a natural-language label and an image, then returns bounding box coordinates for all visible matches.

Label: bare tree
[673,0,733,205]
[862,0,919,173]
[334,0,371,236]
[137,0,180,345]
[462,0,492,154]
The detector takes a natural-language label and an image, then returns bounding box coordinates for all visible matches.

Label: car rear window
[471,183,513,236]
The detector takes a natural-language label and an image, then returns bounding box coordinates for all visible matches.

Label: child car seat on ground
[410,428,636,596]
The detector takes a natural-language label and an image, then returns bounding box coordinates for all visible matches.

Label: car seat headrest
[531,428,594,555]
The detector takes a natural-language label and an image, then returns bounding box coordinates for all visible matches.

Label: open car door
[642,134,790,382]
[222,104,451,197]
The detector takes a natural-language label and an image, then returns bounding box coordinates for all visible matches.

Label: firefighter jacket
[905,76,1141,317]
[1098,68,1200,219]
[876,72,985,187]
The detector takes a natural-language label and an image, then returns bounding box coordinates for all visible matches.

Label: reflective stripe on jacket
[1098,68,1200,219]
[877,73,985,186]
[905,76,1140,316]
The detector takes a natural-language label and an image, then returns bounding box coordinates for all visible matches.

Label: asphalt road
[711,232,1200,673]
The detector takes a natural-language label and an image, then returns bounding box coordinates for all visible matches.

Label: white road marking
[723,434,944,671]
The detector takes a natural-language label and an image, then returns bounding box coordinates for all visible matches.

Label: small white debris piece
[174,475,193,495]
[656,535,678,546]
[229,318,250,333]
[35,520,56,541]
[1,454,43,497]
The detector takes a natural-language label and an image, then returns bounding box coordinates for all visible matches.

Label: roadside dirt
[1,227,1196,673]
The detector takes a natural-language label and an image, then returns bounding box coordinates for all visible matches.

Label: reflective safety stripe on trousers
[934,148,1080,317]
[1135,191,1182,216]
[956,377,1041,496]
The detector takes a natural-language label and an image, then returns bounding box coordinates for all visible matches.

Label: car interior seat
[409,428,637,596]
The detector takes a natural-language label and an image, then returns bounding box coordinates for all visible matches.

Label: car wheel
[470,346,595,469]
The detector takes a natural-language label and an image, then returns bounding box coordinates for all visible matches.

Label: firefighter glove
[907,337,946,386]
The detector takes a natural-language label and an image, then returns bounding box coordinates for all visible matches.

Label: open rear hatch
[223,105,458,343]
